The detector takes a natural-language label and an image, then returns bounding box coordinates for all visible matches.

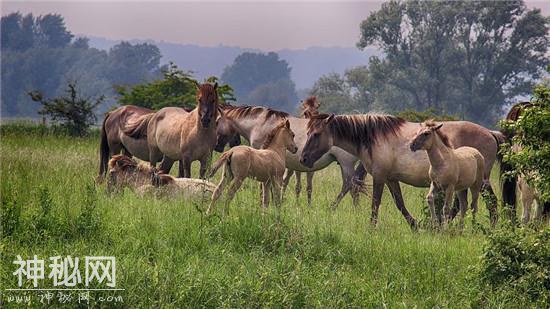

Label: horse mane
[122,113,154,138]
[261,121,288,149]
[301,96,320,119]
[308,113,405,155]
[424,120,453,148]
[221,103,289,120]
[506,102,532,121]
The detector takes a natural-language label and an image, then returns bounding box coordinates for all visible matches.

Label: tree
[357,0,549,126]
[116,62,235,110]
[221,52,298,111]
[34,14,73,48]
[107,41,162,85]
[1,12,35,51]
[29,82,104,136]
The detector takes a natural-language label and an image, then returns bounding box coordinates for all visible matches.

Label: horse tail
[209,151,232,178]
[492,130,516,210]
[122,113,154,138]
[98,113,111,180]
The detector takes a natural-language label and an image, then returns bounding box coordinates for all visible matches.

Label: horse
[215,103,360,208]
[207,119,298,214]
[124,83,221,178]
[106,154,216,200]
[501,102,549,223]
[300,113,504,229]
[410,121,485,228]
[281,96,322,205]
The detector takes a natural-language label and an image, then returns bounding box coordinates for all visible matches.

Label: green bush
[396,108,458,122]
[474,225,550,306]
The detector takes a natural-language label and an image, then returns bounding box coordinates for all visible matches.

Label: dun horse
[410,121,484,227]
[281,96,322,205]
[215,103,360,208]
[208,119,298,214]
[300,113,503,229]
[107,154,216,200]
[124,83,221,178]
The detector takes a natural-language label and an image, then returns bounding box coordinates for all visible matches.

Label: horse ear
[435,123,443,130]
[285,119,290,128]
[214,82,218,90]
[325,114,335,124]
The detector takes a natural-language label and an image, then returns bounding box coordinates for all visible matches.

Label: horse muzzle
[300,153,314,168]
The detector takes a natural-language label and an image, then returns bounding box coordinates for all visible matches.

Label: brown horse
[501,102,549,222]
[107,154,216,200]
[300,113,503,229]
[124,83,221,178]
[282,96,322,205]
[215,103,360,208]
[208,119,298,214]
[410,121,485,228]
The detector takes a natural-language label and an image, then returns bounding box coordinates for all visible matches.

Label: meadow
[0,124,547,308]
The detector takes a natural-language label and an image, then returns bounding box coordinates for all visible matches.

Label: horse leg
[457,190,468,229]
[272,179,282,207]
[442,185,455,226]
[178,161,184,178]
[262,181,271,209]
[207,173,229,215]
[520,183,535,224]
[386,180,417,230]
[370,179,385,226]
[181,158,192,178]
[199,157,209,179]
[224,177,243,215]
[158,157,175,175]
[281,169,293,199]
[331,161,355,210]
[306,172,314,207]
[426,183,438,227]
[295,171,302,200]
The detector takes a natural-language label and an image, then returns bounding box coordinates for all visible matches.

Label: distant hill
[87,36,379,90]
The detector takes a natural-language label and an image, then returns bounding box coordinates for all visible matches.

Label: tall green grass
[1,124,546,307]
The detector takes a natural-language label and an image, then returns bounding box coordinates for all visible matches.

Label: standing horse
[281,96,322,205]
[215,103,360,208]
[410,121,485,227]
[300,113,503,229]
[124,83,221,178]
[501,102,549,223]
[208,119,298,213]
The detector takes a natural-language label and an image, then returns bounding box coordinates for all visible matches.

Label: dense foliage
[28,82,104,136]
[116,63,236,110]
[1,12,162,117]
[221,52,299,111]
[502,78,550,202]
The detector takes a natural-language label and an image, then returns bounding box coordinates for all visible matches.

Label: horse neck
[229,113,280,146]
[265,131,288,160]
[425,134,453,170]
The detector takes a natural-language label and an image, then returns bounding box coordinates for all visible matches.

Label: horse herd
[99,82,545,229]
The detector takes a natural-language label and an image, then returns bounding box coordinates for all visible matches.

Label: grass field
[0,125,546,308]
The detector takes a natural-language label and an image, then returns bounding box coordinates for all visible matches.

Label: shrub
[396,108,458,122]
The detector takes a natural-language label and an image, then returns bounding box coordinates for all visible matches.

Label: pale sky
[2,1,549,51]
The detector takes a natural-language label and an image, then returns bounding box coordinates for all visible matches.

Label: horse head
[196,82,219,129]
[300,114,335,168]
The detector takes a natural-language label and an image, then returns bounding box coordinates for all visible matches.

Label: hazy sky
[2,1,549,51]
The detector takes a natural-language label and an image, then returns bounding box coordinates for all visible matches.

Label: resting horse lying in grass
[207,119,298,214]
[107,154,216,200]
[409,121,485,228]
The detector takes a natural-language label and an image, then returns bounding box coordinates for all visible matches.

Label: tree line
[311,0,549,127]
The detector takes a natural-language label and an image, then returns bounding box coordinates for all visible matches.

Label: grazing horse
[124,83,221,178]
[501,102,549,223]
[215,103,360,208]
[106,154,216,200]
[208,119,298,213]
[282,96,322,205]
[300,113,503,229]
[410,121,484,228]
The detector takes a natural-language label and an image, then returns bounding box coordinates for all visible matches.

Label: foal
[410,121,485,227]
[207,119,298,214]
